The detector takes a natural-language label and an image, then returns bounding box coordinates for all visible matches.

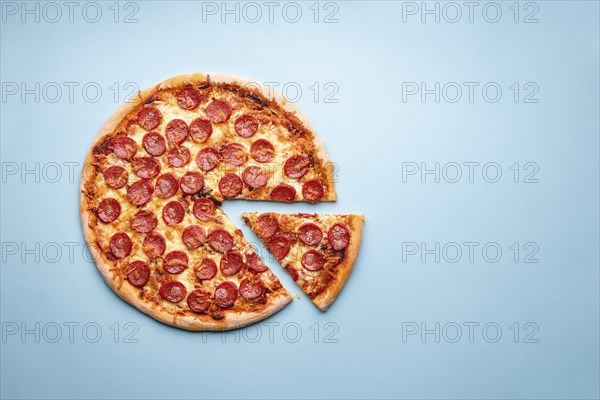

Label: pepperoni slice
[302,179,324,203]
[285,266,299,281]
[255,213,278,239]
[132,157,160,179]
[267,234,291,260]
[189,118,212,143]
[195,147,220,171]
[182,225,206,249]
[250,139,274,163]
[284,155,310,179]
[166,119,189,145]
[126,260,150,288]
[239,278,265,300]
[155,173,179,199]
[177,87,202,110]
[159,281,186,303]
[242,166,268,189]
[246,252,268,273]
[167,146,191,168]
[103,166,128,189]
[127,180,154,206]
[298,223,323,246]
[130,210,157,233]
[112,136,137,160]
[195,258,217,281]
[219,173,243,198]
[162,201,185,226]
[109,232,132,259]
[205,100,232,123]
[220,250,243,276]
[96,198,121,224]
[143,232,166,258]
[214,281,238,308]
[270,184,296,202]
[208,229,234,253]
[234,114,259,138]
[328,223,350,250]
[301,250,325,271]
[164,251,188,274]
[142,132,166,156]
[180,171,204,195]
[187,289,210,313]
[220,143,247,166]
[138,105,162,131]
[193,198,216,222]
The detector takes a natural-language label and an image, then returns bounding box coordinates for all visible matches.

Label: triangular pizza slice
[242,213,364,311]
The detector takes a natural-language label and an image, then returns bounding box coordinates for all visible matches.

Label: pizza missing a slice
[80,73,342,331]
[242,213,364,311]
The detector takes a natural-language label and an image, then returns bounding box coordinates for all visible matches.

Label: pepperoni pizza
[80,73,339,331]
[242,213,364,311]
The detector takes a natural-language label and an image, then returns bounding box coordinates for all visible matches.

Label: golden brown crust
[82,72,351,330]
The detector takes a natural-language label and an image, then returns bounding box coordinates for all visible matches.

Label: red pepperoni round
[195,258,217,281]
[155,173,179,199]
[246,252,268,273]
[130,210,157,233]
[142,132,166,156]
[255,213,278,239]
[195,147,220,171]
[166,119,189,145]
[298,223,323,246]
[285,266,299,281]
[234,114,259,138]
[242,166,268,189]
[127,180,154,206]
[138,105,162,131]
[187,289,210,313]
[214,281,238,308]
[112,136,137,160]
[180,171,204,195]
[164,251,188,274]
[284,154,310,179]
[270,184,296,202]
[126,260,150,288]
[205,100,232,123]
[167,146,191,168]
[328,223,350,250]
[109,232,132,259]
[159,281,186,303]
[220,143,247,166]
[143,232,166,258]
[267,234,291,260]
[189,118,212,143]
[162,201,185,226]
[103,166,128,189]
[208,229,234,253]
[193,198,216,222]
[220,250,243,276]
[301,250,325,271]
[219,173,243,198]
[182,225,206,249]
[177,87,202,110]
[96,198,121,224]
[239,278,265,300]
[302,179,324,203]
[250,139,274,163]
[132,157,160,179]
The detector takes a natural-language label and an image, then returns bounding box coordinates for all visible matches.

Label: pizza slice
[242,213,364,311]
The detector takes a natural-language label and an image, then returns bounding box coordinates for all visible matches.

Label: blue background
[1,1,599,399]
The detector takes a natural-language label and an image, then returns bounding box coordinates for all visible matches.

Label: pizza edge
[80,72,345,330]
